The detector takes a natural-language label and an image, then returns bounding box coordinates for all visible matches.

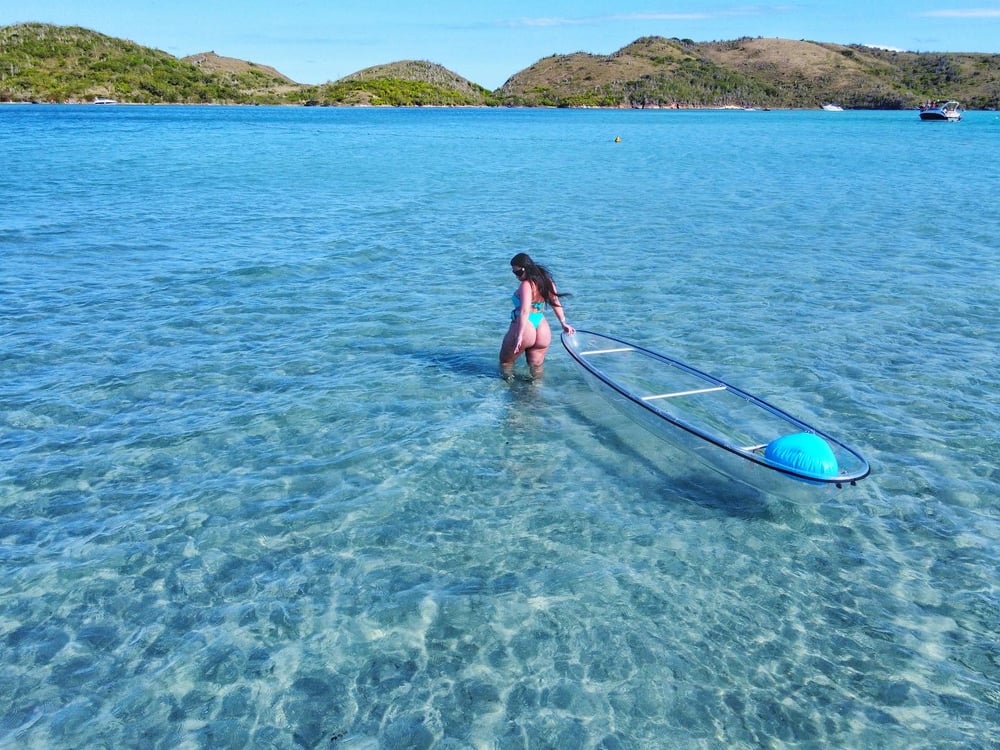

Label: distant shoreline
[3,101,953,112]
[7,25,999,110]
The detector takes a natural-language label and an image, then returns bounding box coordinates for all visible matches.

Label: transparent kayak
[562,330,871,494]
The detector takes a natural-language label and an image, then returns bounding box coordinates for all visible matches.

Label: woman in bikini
[500,252,575,380]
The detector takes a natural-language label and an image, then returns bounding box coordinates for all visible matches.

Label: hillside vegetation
[2,23,999,109]
[498,36,1000,109]
[297,61,497,106]
[0,24,295,103]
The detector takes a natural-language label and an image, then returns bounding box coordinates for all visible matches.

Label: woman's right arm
[550,283,575,334]
[514,280,533,351]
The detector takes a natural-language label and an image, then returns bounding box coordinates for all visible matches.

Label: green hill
[498,36,1000,109]
[294,61,497,106]
[0,23,294,103]
[3,23,999,109]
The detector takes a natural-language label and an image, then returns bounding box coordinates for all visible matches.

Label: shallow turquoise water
[2,105,998,748]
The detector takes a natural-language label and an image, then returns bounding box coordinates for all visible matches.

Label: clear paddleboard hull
[562,330,871,498]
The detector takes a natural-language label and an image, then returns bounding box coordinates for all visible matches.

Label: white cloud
[500,14,701,29]
[918,9,1000,18]
[499,4,798,28]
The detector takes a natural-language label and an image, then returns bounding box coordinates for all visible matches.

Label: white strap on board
[641,386,726,401]
[580,347,635,355]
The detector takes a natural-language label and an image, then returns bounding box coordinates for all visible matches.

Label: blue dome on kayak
[765,432,839,480]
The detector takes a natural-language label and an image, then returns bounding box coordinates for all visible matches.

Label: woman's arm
[550,282,575,334]
[514,279,533,351]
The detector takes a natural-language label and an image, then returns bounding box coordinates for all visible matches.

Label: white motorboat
[919,100,961,121]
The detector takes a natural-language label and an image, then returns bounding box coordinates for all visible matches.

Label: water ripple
[1,106,998,748]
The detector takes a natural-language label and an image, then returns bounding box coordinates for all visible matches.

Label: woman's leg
[524,319,552,379]
[500,321,537,379]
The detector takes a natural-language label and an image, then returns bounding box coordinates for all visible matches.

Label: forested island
[2,23,999,109]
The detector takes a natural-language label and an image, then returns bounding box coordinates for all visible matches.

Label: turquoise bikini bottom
[511,308,545,329]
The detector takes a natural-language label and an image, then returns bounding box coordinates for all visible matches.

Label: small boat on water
[821,103,844,112]
[562,330,871,497]
[919,100,961,121]
[92,97,118,105]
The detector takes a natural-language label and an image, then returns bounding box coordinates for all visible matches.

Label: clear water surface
[2,104,999,748]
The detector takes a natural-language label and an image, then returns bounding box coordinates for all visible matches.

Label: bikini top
[512,293,545,313]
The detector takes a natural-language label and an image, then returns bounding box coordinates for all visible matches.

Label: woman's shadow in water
[418,350,501,379]
[416,349,546,389]
[414,348,774,521]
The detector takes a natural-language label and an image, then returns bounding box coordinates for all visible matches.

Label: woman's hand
[561,321,575,335]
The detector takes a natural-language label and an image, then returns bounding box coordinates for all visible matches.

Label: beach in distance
[2,104,998,748]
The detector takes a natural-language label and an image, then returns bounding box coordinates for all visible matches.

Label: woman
[500,252,575,380]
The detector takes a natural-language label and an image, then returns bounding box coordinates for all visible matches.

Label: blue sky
[7,1,1000,88]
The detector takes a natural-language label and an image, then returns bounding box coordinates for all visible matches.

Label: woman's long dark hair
[511,252,569,306]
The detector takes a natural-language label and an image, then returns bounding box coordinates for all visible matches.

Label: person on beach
[500,252,574,380]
